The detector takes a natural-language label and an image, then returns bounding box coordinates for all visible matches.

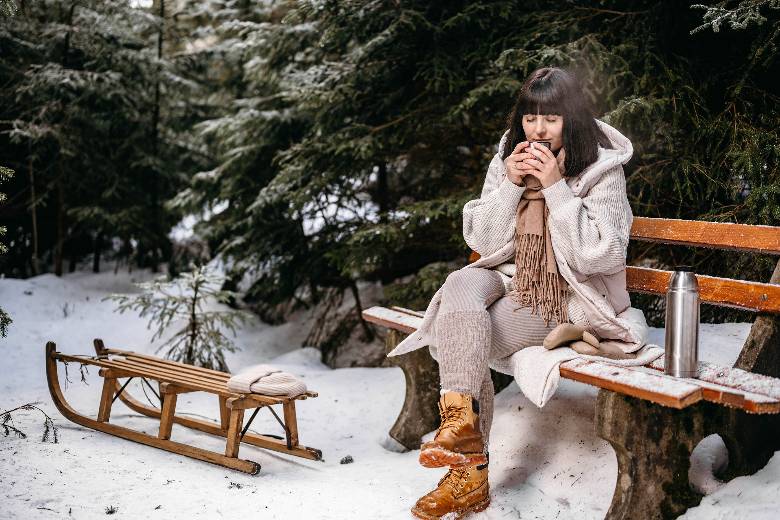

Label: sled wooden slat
[54,353,240,397]
[45,339,322,474]
[98,358,234,393]
[361,306,780,413]
[108,347,232,377]
[112,353,231,382]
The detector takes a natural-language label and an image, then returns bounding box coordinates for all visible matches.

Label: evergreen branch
[1,402,58,443]
[690,1,780,34]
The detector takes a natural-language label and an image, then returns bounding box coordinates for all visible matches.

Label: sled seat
[46,338,321,474]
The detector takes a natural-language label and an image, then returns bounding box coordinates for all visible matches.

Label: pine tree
[165,0,320,323]
[103,264,250,371]
[0,0,191,276]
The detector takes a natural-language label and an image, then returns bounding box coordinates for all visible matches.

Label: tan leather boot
[419,391,486,468]
[411,464,490,519]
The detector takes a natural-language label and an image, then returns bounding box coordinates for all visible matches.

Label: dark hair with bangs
[501,67,613,179]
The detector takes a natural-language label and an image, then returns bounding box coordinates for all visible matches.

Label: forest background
[1,0,779,368]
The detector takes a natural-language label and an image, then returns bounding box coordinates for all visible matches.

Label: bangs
[517,78,566,116]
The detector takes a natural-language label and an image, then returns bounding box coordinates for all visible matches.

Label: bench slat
[626,266,780,313]
[611,364,780,414]
[559,358,702,409]
[631,217,780,254]
[648,358,780,401]
[363,306,423,334]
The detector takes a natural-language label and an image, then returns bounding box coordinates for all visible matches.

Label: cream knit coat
[387,118,650,361]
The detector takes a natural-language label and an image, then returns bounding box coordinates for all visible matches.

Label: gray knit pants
[432,267,559,452]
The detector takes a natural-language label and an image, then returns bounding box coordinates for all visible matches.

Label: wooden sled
[46,339,322,474]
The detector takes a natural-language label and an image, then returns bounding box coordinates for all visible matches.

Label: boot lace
[438,467,469,492]
[437,400,466,434]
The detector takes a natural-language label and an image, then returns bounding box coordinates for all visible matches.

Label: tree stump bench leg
[385,330,441,450]
[712,407,780,481]
[595,390,711,520]
[597,389,780,519]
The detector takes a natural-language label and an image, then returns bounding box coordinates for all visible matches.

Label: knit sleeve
[462,145,526,257]
[540,165,632,275]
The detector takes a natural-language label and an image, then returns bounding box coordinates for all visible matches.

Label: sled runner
[46,339,321,474]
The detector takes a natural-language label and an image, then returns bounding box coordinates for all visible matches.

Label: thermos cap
[669,266,699,290]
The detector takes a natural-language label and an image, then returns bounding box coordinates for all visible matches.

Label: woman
[387,67,651,520]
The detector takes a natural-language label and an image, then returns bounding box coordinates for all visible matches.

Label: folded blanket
[227,364,307,397]
[509,343,664,408]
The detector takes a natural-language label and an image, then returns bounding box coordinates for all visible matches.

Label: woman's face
[522,113,564,152]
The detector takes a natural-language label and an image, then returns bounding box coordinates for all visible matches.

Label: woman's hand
[516,143,566,189]
[503,141,532,186]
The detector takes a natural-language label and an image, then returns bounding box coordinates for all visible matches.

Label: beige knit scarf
[509,173,569,327]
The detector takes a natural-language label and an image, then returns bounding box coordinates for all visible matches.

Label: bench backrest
[469,217,780,314]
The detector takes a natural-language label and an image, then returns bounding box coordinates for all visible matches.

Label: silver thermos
[664,265,700,378]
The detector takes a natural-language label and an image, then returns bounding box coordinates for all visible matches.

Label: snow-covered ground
[1,269,779,519]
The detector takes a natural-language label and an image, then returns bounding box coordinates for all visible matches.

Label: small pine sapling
[0,165,13,337]
[103,265,250,371]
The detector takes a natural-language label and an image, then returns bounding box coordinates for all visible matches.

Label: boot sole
[418,445,488,468]
[411,496,490,519]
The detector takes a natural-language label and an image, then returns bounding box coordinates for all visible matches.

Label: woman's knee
[443,268,497,296]
[441,268,503,312]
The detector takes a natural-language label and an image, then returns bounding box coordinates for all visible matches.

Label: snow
[2,268,780,519]
[689,434,729,495]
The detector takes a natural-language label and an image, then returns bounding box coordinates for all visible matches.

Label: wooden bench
[363,216,780,520]
[46,339,322,474]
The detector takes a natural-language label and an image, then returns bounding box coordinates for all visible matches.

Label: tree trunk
[376,162,392,282]
[93,232,102,273]
[28,152,39,276]
[53,3,75,277]
[349,279,374,342]
[53,174,64,277]
[148,0,166,274]
[377,161,388,222]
